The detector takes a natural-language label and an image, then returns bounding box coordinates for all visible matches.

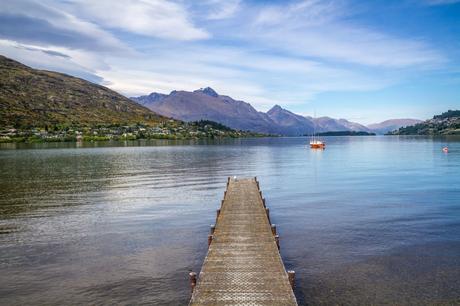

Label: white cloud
[206,0,241,20]
[65,0,209,41]
[255,0,342,26]
[246,0,445,68]
[92,43,395,112]
[0,39,105,82]
[0,0,129,53]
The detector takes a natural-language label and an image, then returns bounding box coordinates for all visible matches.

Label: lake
[1,136,459,305]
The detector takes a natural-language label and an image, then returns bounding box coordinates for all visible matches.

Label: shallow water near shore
[1,136,459,305]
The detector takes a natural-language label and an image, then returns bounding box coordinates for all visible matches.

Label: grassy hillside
[388,110,460,135]
[0,55,165,129]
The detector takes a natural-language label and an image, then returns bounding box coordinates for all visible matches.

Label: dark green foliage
[191,120,233,131]
[433,110,460,120]
[316,131,376,136]
[389,110,460,135]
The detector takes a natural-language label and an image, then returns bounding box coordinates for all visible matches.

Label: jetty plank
[190,177,297,305]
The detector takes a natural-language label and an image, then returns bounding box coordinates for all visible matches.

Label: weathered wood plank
[190,177,297,305]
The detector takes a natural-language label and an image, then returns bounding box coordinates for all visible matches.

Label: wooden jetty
[189,177,298,305]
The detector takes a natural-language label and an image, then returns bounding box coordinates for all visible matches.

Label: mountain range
[131,88,421,136]
[0,54,422,135]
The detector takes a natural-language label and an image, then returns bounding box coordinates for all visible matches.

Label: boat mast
[313,110,316,142]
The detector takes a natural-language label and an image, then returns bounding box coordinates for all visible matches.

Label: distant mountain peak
[130,92,166,106]
[194,87,219,97]
[269,104,283,112]
[268,104,293,115]
[148,92,166,100]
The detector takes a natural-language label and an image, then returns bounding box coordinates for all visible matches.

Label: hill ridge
[0,55,165,129]
[389,110,460,135]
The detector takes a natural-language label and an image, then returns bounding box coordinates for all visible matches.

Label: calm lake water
[1,136,459,305]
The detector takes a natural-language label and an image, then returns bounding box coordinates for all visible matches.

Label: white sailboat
[309,112,325,149]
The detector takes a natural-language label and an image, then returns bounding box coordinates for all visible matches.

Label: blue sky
[0,0,459,124]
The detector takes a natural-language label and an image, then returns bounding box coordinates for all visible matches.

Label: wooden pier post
[189,272,197,293]
[210,225,215,235]
[271,224,277,235]
[288,271,295,289]
[266,207,270,223]
[216,209,221,221]
[208,235,213,247]
[275,234,280,250]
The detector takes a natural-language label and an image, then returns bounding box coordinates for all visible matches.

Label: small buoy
[442,147,448,153]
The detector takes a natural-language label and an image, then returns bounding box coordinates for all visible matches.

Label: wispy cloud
[424,0,460,5]
[245,0,445,68]
[0,0,129,53]
[0,39,104,83]
[254,0,342,26]
[205,0,241,20]
[64,0,210,41]
[93,43,396,111]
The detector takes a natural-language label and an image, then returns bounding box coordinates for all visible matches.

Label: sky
[0,0,459,124]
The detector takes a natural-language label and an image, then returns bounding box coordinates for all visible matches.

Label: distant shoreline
[0,134,271,144]
[0,121,271,144]
[308,131,376,136]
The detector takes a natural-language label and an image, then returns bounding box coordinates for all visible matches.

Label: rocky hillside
[388,110,460,135]
[0,55,165,129]
[132,88,371,136]
[265,105,314,136]
[132,87,278,134]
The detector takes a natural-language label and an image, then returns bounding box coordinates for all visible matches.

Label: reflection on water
[1,136,459,305]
